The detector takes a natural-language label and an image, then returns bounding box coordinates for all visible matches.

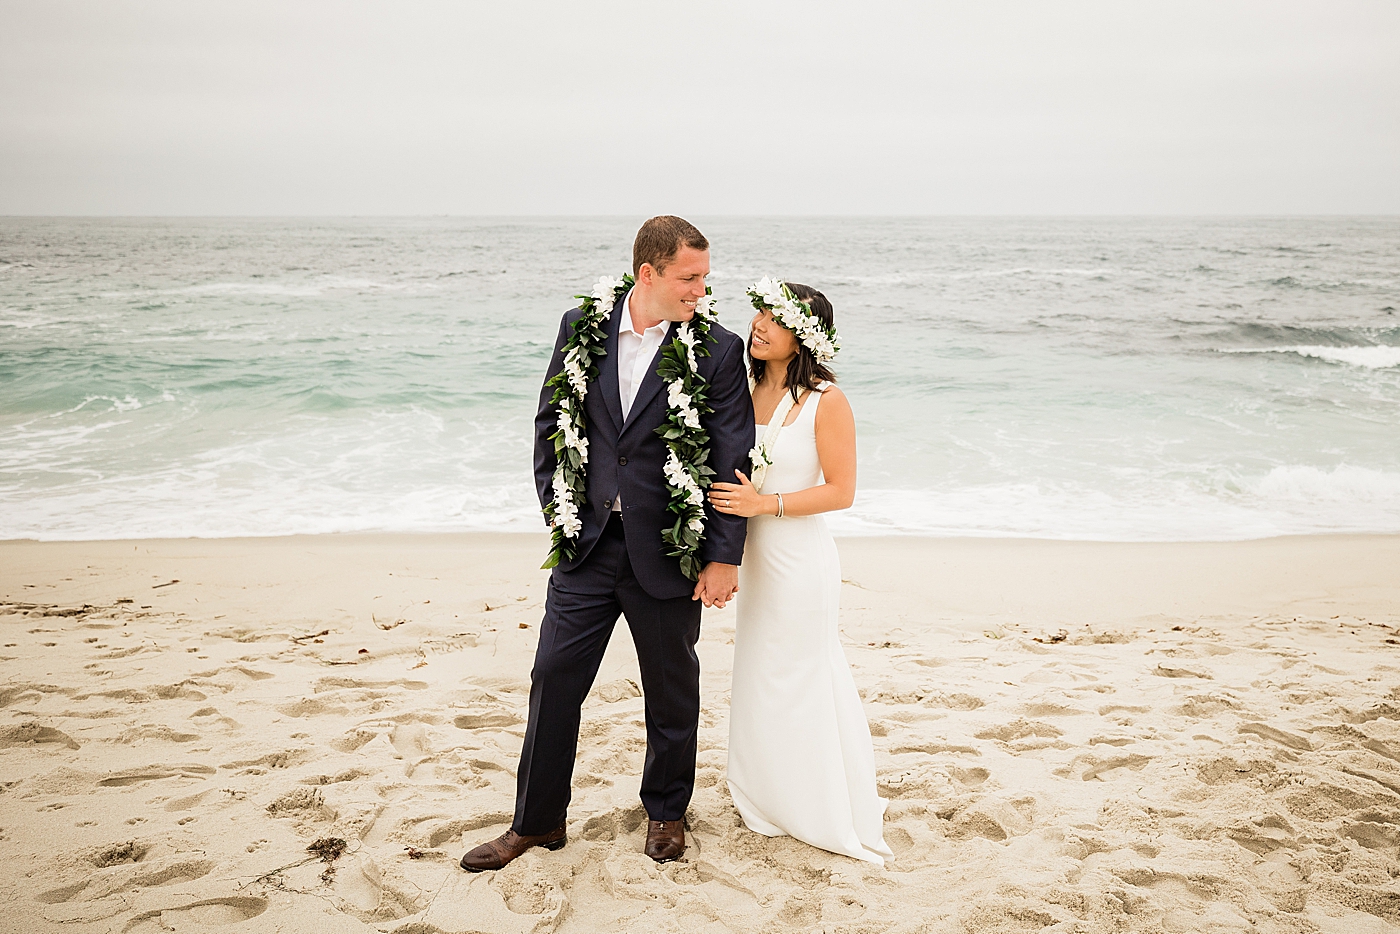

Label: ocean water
[1,216,1398,542]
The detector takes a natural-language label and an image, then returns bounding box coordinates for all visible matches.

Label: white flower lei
[746,277,840,363]
[543,276,718,581]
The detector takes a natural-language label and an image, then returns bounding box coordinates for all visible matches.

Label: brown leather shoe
[459,823,566,872]
[644,819,686,863]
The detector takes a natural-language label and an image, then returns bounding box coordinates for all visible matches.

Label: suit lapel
[621,321,674,438]
[596,291,625,434]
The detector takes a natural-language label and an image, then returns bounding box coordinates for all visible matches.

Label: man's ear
[636,262,654,287]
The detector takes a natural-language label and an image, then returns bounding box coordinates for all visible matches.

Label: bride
[707,279,892,866]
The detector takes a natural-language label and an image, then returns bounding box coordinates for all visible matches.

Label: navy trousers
[512,512,703,835]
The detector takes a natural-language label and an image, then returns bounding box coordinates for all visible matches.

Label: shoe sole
[460,836,567,873]
[650,853,684,864]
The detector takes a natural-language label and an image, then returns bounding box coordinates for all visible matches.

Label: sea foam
[1220,345,1400,369]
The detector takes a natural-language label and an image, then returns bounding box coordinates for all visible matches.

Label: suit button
[618,456,628,466]
[603,499,612,510]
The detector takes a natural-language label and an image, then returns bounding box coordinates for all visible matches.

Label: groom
[460,216,754,871]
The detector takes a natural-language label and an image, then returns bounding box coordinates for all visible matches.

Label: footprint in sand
[35,880,91,905]
[121,896,267,932]
[888,741,981,756]
[330,729,379,752]
[414,811,515,848]
[149,682,207,701]
[163,790,212,812]
[1345,700,1400,724]
[1172,694,1241,718]
[299,768,369,786]
[1227,814,1297,855]
[315,676,429,692]
[0,723,80,750]
[97,764,216,787]
[1237,721,1312,751]
[598,851,675,907]
[87,840,150,867]
[948,766,990,788]
[0,683,73,708]
[974,718,1064,742]
[275,697,350,718]
[1152,663,1213,680]
[1361,737,1400,763]
[580,805,648,842]
[1195,755,1277,785]
[1055,753,1152,782]
[113,725,199,744]
[876,766,960,802]
[219,749,313,771]
[1020,701,1090,717]
[264,786,328,818]
[389,723,433,758]
[189,707,242,731]
[588,678,642,704]
[453,710,524,730]
[947,796,1036,842]
[1343,820,1400,849]
[923,692,986,711]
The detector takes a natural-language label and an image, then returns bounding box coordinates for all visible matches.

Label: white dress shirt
[613,291,671,511]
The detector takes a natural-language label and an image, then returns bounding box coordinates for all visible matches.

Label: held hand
[691,562,739,608]
[707,469,767,518]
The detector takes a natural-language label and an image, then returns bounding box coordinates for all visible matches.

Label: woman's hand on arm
[707,470,775,518]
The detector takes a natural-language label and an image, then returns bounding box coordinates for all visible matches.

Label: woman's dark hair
[749,281,837,401]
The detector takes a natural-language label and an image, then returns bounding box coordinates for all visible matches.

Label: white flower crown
[745,277,840,363]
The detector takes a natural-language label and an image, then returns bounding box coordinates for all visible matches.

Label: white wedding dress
[726,384,892,866]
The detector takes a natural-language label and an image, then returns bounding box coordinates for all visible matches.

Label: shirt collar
[619,290,671,339]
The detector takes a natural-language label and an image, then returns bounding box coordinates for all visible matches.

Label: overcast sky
[2,1,1398,215]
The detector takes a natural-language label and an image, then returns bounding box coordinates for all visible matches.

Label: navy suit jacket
[534,290,754,600]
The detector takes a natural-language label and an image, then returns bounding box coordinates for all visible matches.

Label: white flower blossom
[677,323,699,371]
[664,449,705,507]
[551,468,582,538]
[666,379,701,430]
[563,346,589,396]
[592,275,627,317]
[688,516,705,533]
[556,408,588,463]
[663,448,688,488]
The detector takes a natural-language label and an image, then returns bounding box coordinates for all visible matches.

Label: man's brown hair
[632,215,708,277]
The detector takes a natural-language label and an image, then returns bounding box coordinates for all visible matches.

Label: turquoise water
[2,216,1398,541]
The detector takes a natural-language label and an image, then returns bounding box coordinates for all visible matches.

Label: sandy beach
[2,533,1399,933]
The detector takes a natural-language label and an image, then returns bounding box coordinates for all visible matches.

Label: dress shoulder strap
[797,381,832,425]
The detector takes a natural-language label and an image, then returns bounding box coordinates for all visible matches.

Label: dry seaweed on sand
[307,836,347,883]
